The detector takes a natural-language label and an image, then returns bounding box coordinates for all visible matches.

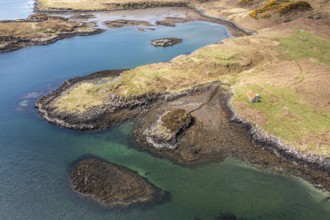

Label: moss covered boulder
[143,109,193,149]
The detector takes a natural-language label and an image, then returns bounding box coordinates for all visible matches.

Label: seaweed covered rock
[71,157,167,207]
[150,38,182,47]
[143,109,193,149]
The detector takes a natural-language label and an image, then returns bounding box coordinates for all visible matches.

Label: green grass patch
[233,84,330,153]
[279,31,330,66]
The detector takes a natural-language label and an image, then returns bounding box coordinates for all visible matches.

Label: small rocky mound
[104,19,153,28]
[155,17,188,27]
[150,38,183,47]
[143,109,193,149]
[71,157,167,207]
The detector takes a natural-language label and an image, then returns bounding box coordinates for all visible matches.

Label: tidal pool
[0,2,329,220]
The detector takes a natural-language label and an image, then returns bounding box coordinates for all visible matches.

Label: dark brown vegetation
[160,109,192,132]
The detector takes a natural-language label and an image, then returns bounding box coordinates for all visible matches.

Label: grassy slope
[231,31,330,156]
[279,31,330,66]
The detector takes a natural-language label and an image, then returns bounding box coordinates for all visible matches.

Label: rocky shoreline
[36,69,133,130]
[0,29,103,53]
[36,70,217,130]
[70,156,169,207]
[133,83,330,191]
[0,14,104,53]
[37,71,330,191]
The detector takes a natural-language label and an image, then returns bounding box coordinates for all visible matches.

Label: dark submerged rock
[70,157,168,207]
[150,38,183,47]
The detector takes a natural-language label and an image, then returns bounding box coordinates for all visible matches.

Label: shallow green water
[0,3,329,220]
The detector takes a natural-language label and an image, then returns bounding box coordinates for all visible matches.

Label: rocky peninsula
[70,157,168,207]
[35,0,330,191]
[0,14,103,53]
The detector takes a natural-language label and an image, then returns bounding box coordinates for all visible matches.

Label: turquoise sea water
[0,3,330,220]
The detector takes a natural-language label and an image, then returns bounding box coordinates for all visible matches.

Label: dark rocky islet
[70,157,168,207]
[150,38,183,47]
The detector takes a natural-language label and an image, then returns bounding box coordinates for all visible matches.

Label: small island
[150,38,183,47]
[104,19,153,28]
[70,157,168,207]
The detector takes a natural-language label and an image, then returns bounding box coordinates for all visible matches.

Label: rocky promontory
[70,157,168,207]
[0,14,103,53]
[150,38,182,47]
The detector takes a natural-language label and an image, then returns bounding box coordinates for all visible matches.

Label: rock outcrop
[104,19,153,28]
[144,109,193,149]
[150,38,182,47]
[70,157,168,207]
